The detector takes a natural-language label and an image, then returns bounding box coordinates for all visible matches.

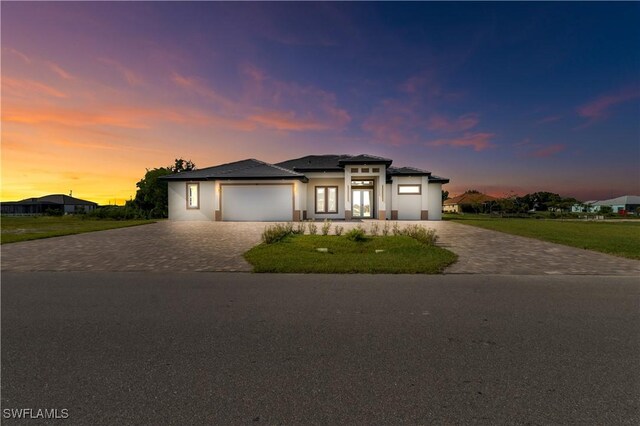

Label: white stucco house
[160,154,449,221]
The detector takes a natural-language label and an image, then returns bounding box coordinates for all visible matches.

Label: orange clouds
[98,57,143,86]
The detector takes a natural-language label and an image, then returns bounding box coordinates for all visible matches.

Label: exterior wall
[168,181,215,221]
[306,178,345,220]
[392,176,422,220]
[427,183,443,220]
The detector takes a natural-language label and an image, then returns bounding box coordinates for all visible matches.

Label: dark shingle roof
[428,175,450,184]
[15,195,97,206]
[444,192,496,205]
[276,154,393,172]
[337,154,393,166]
[160,159,307,181]
[387,166,432,176]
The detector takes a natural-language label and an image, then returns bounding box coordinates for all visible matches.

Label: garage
[221,184,293,221]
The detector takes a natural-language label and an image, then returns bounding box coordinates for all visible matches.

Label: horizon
[2,2,639,205]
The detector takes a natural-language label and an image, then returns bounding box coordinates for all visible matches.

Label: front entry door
[352,189,373,218]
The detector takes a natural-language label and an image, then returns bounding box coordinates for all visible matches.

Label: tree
[599,205,613,215]
[464,189,480,194]
[128,158,196,218]
[442,190,449,202]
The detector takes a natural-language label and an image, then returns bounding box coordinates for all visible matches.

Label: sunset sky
[2,2,639,205]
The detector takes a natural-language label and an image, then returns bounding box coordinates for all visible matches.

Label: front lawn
[448,215,640,260]
[244,234,457,273]
[1,216,156,244]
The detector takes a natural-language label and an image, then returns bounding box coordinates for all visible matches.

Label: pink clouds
[578,87,640,120]
[2,76,67,98]
[427,132,496,152]
[528,144,566,158]
[98,57,143,86]
[361,99,419,146]
[426,113,479,133]
[45,61,75,80]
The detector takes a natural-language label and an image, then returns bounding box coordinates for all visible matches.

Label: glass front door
[352,189,373,218]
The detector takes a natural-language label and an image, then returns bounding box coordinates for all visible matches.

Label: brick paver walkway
[1,220,639,275]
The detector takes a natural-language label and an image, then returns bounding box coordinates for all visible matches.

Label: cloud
[426,113,479,133]
[536,115,562,124]
[577,87,640,121]
[45,61,75,80]
[98,57,142,86]
[171,72,237,111]
[3,47,31,63]
[427,132,496,152]
[2,76,67,98]
[528,143,565,158]
[362,99,419,146]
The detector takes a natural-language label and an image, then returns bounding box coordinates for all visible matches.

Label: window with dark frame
[372,168,380,173]
[351,168,359,173]
[315,186,338,213]
[361,168,369,173]
[187,182,200,209]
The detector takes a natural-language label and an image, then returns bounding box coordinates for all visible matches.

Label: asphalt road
[2,272,639,425]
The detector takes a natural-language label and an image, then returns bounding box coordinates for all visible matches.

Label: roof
[275,155,352,172]
[159,158,307,181]
[428,175,450,184]
[6,194,98,206]
[444,192,497,205]
[592,195,640,206]
[337,154,393,166]
[388,166,431,176]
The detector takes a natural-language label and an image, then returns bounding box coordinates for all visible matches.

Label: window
[316,186,338,213]
[187,183,200,209]
[398,184,421,195]
[372,168,380,173]
[351,168,359,173]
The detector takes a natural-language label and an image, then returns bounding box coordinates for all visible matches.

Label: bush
[84,205,146,220]
[392,222,401,236]
[308,221,318,235]
[321,219,332,236]
[345,227,367,242]
[400,224,438,246]
[293,222,306,235]
[382,222,390,236]
[334,225,344,236]
[370,222,379,236]
[261,223,292,244]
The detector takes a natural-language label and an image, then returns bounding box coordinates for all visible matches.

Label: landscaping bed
[244,223,457,273]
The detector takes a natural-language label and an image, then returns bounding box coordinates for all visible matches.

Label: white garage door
[222,185,293,221]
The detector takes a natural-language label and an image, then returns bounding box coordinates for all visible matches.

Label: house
[160,154,449,221]
[572,195,640,214]
[443,192,497,213]
[1,194,98,215]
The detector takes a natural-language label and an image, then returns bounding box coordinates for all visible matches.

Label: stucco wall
[392,176,423,220]
[427,183,443,220]
[168,181,216,221]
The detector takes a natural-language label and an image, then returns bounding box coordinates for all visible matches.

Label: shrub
[382,222,390,236]
[261,223,291,244]
[345,227,367,242]
[308,221,318,235]
[392,222,401,236]
[293,222,306,235]
[400,224,438,246]
[334,225,344,236]
[369,222,379,236]
[321,219,332,236]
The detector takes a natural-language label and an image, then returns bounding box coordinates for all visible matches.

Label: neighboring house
[443,192,497,213]
[572,195,640,214]
[1,194,98,215]
[160,154,449,221]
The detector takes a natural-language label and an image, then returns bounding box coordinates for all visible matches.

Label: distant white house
[572,195,640,214]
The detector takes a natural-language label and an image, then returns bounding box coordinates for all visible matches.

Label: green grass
[1,216,156,244]
[448,215,640,260]
[244,234,458,273]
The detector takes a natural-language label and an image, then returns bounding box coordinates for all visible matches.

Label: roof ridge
[252,159,302,176]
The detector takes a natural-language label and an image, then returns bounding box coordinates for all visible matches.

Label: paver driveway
[1,220,639,275]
